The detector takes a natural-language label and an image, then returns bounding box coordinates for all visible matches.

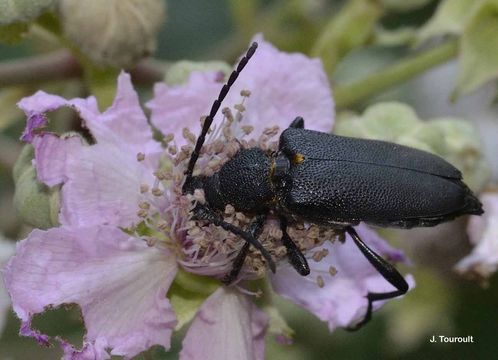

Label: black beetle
[182,42,483,330]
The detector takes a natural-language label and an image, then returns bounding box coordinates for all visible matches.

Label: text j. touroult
[430,335,474,343]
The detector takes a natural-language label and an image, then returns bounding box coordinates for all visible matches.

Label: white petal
[180,287,268,360]
[271,224,414,330]
[148,36,334,147]
[32,133,84,187]
[456,192,498,278]
[4,226,178,358]
[59,142,158,227]
[83,72,162,155]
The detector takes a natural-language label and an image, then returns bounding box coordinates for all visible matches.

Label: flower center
[126,91,340,282]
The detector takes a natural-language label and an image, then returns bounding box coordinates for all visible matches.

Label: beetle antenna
[183,42,258,193]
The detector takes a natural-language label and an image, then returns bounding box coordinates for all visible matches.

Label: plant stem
[0,50,166,88]
[333,40,459,109]
[0,50,81,87]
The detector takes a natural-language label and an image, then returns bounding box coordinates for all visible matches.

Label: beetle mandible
[181,42,483,330]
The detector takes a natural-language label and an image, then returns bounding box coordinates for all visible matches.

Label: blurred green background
[1,0,497,359]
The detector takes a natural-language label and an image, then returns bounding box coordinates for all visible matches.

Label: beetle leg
[345,226,409,331]
[280,217,310,276]
[193,205,276,273]
[289,116,305,129]
[222,214,267,284]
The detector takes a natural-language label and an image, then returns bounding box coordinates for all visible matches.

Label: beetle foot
[345,293,373,331]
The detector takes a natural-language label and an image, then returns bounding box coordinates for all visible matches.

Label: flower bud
[13,145,60,229]
[335,102,491,192]
[0,0,56,25]
[59,0,166,68]
[0,234,15,332]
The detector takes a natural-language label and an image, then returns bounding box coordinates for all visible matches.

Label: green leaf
[83,66,120,111]
[310,0,383,76]
[416,0,498,96]
[0,22,28,44]
[262,304,295,344]
[417,0,480,44]
[168,281,207,331]
[167,270,219,330]
[454,0,498,97]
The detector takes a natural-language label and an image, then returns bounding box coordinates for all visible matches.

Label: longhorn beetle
[182,42,483,330]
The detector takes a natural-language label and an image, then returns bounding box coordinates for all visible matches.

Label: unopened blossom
[0,236,15,334]
[0,0,56,25]
[4,37,412,359]
[59,0,166,68]
[456,191,498,280]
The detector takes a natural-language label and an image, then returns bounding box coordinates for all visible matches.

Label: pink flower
[147,34,335,147]
[4,37,412,359]
[456,191,498,280]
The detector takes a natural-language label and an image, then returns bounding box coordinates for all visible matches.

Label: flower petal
[83,72,161,155]
[4,226,178,358]
[18,92,69,142]
[18,91,98,143]
[29,131,160,227]
[270,224,414,330]
[180,287,268,360]
[19,73,165,227]
[148,36,334,146]
[31,133,84,187]
[238,34,334,134]
[0,237,16,334]
[147,71,222,144]
[58,338,110,360]
[19,72,161,155]
[58,141,159,227]
[456,192,498,279]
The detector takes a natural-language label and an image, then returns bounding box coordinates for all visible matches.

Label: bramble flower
[456,190,498,281]
[4,37,412,359]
